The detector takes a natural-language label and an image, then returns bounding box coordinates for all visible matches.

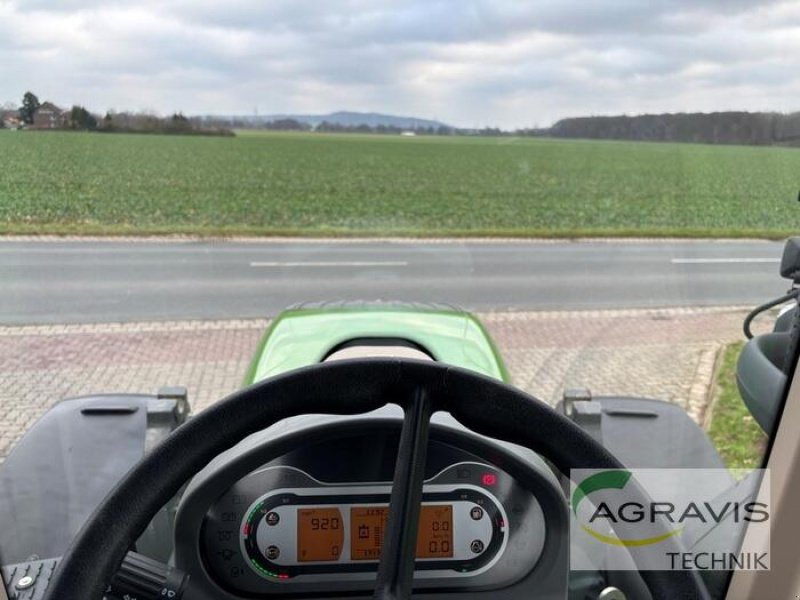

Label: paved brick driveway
[0,307,753,459]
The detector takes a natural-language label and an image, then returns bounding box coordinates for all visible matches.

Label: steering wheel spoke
[373,389,432,600]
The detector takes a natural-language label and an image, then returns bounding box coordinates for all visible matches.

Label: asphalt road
[0,239,788,324]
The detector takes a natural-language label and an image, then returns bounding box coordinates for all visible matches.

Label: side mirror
[780,237,800,282]
[737,334,788,434]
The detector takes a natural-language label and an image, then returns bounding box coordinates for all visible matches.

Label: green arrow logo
[572,470,683,547]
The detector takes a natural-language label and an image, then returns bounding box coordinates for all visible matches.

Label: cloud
[1,0,799,127]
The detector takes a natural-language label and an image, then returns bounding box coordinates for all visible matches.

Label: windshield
[1,2,797,599]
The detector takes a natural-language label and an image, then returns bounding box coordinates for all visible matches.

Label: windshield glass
[1,2,797,599]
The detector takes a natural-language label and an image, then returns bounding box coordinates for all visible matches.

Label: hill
[211,111,449,130]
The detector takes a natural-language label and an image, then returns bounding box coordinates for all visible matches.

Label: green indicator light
[250,558,280,579]
[246,501,264,522]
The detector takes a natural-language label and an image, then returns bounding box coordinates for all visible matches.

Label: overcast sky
[2,0,800,128]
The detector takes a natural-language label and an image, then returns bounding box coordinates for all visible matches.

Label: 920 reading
[297,508,343,562]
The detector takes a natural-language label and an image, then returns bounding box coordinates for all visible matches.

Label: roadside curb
[688,342,723,425]
[0,306,750,335]
[0,319,270,336]
[0,235,781,245]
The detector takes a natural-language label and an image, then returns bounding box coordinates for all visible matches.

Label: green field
[1,130,798,237]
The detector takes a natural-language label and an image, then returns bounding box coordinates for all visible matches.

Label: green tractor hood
[244,302,510,385]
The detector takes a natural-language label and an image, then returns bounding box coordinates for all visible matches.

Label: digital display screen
[296,508,344,562]
[350,507,387,561]
[415,505,453,559]
[350,505,453,561]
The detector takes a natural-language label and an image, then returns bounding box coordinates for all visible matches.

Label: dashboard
[173,413,570,599]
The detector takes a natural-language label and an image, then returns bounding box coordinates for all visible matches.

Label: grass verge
[0,222,794,240]
[707,342,768,470]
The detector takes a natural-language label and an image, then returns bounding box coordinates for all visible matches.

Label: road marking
[671,258,780,264]
[250,261,409,267]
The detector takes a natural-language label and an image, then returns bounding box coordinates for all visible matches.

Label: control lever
[2,552,187,600]
[107,552,187,600]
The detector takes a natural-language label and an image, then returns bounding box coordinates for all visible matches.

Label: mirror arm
[743,289,800,339]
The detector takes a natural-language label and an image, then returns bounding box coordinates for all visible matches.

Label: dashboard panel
[175,417,569,599]
[203,462,544,593]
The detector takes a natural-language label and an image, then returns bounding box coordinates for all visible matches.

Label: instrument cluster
[202,461,545,595]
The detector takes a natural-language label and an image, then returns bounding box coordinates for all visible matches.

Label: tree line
[548,112,800,145]
[99,111,233,136]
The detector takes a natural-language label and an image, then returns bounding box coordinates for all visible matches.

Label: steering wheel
[43,359,709,600]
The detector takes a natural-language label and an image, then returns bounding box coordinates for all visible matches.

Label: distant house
[400,130,416,136]
[1,110,21,129]
[32,102,66,129]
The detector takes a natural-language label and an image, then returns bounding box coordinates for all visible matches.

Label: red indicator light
[278,574,290,580]
[481,473,497,486]
[243,524,250,535]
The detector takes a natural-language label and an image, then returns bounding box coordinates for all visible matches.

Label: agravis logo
[570,468,771,571]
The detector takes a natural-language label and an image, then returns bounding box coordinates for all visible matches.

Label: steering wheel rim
[43,358,709,600]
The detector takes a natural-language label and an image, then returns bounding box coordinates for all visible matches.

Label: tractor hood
[243,302,510,385]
